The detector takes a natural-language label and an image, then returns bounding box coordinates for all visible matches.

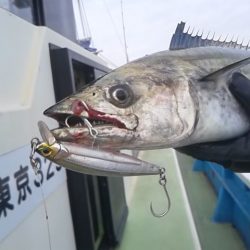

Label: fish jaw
[44,96,140,148]
[51,126,140,149]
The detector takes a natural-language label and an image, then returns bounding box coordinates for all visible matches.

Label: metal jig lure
[29,121,171,217]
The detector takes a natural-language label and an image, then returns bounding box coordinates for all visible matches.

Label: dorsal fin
[200,57,250,81]
[169,22,250,51]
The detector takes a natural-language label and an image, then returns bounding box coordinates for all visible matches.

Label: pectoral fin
[200,57,250,81]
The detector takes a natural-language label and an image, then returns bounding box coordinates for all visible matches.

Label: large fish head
[44,59,197,149]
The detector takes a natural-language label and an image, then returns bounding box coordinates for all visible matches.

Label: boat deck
[116,149,245,250]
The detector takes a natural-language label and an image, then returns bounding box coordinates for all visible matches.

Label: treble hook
[150,168,171,218]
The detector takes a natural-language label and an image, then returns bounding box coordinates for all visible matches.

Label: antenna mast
[120,0,129,63]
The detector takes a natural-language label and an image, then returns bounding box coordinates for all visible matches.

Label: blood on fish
[73,131,84,138]
[72,100,85,115]
[71,99,126,129]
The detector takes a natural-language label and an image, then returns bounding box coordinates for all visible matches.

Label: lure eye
[37,145,53,157]
[42,148,52,157]
[108,84,133,108]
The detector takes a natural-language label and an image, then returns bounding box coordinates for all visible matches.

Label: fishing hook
[150,167,171,218]
[82,117,99,138]
[65,116,71,128]
[65,116,98,138]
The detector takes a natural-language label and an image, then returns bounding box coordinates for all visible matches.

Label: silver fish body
[44,47,250,150]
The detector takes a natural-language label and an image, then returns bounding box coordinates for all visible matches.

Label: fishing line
[30,139,52,250]
[36,174,53,250]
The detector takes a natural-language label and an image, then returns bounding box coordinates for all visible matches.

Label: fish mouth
[45,113,128,130]
[43,100,139,149]
[44,99,138,131]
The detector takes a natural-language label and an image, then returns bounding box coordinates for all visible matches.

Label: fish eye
[113,88,129,102]
[108,84,133,108]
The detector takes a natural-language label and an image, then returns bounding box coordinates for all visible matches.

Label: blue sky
[79,0,250,66]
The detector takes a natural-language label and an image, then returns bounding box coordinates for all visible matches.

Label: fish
[35,121,161,176]
[43,46,250,150]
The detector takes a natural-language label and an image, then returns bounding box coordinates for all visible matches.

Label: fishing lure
[30,121,170,217]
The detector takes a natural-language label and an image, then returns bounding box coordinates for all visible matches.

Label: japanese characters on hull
[0,176,14,217]
[0,159,62,219]
[0,145,65,241]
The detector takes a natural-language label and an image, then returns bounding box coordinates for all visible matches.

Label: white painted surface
[0,7,108,155]
[0,7,108,250]
[0,182,76,250]
[0,144,66,241]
